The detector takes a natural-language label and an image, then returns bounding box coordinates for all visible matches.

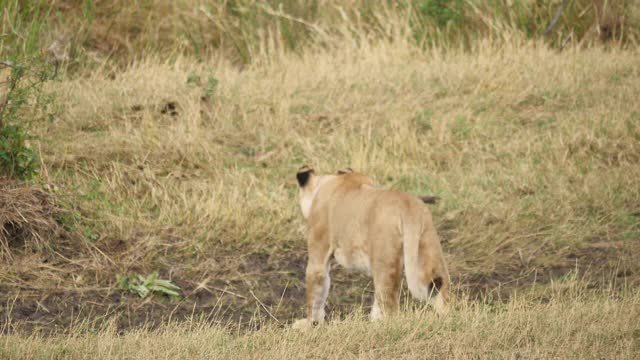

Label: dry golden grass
[34,36,640,275]
[3,284,639,359]
[0,178,60,258]
[1,5,639,356]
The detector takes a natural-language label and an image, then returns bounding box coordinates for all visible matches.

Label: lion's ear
[337,167,354,175]
[296,166,314,187]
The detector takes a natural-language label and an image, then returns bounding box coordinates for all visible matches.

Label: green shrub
[0,124,38,180]
[0,1,57,180]
[0,59,55,180]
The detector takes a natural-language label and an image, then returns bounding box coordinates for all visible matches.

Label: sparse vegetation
[1,0,639,357]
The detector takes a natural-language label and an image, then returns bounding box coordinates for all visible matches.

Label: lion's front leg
[305,261,331,323]
[293,228,331,329]
[292,260,331,329]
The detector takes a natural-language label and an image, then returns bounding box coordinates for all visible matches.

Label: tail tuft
[403,222,446,301]
[429,277,443,294]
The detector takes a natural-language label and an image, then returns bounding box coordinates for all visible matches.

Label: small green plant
[413,109,434,132]
[205,75,219,99]
[0,124,38,179]
[0,59,56,180]
[189,73,219,100]
[186,73,201,86]
[452,115,472,140]
[117,272,183,300]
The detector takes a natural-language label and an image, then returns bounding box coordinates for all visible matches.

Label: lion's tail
[402,219,428,299]
[402,215,449,315]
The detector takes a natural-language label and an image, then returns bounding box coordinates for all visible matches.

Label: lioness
[293,166,450,328]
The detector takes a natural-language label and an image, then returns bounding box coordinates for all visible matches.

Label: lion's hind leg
[371,256,402,321]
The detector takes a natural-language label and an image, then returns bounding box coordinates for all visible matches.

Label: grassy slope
[33,39,640,279]
[1,2,640,357]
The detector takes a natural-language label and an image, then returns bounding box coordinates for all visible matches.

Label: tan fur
[293,167,450,328]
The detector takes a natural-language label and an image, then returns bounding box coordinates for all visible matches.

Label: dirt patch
[3,237,638,336]
[0,248,374,335]
[455,238,640,301]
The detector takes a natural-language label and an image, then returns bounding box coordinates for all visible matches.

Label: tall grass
[2,1,639,67]
[0,0,52,58]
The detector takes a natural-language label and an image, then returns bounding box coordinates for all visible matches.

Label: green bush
[0,124,38,180]
[0,1,57,180]
[0,59,55,180]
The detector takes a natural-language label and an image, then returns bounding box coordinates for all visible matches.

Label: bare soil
[2,234,637,336]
